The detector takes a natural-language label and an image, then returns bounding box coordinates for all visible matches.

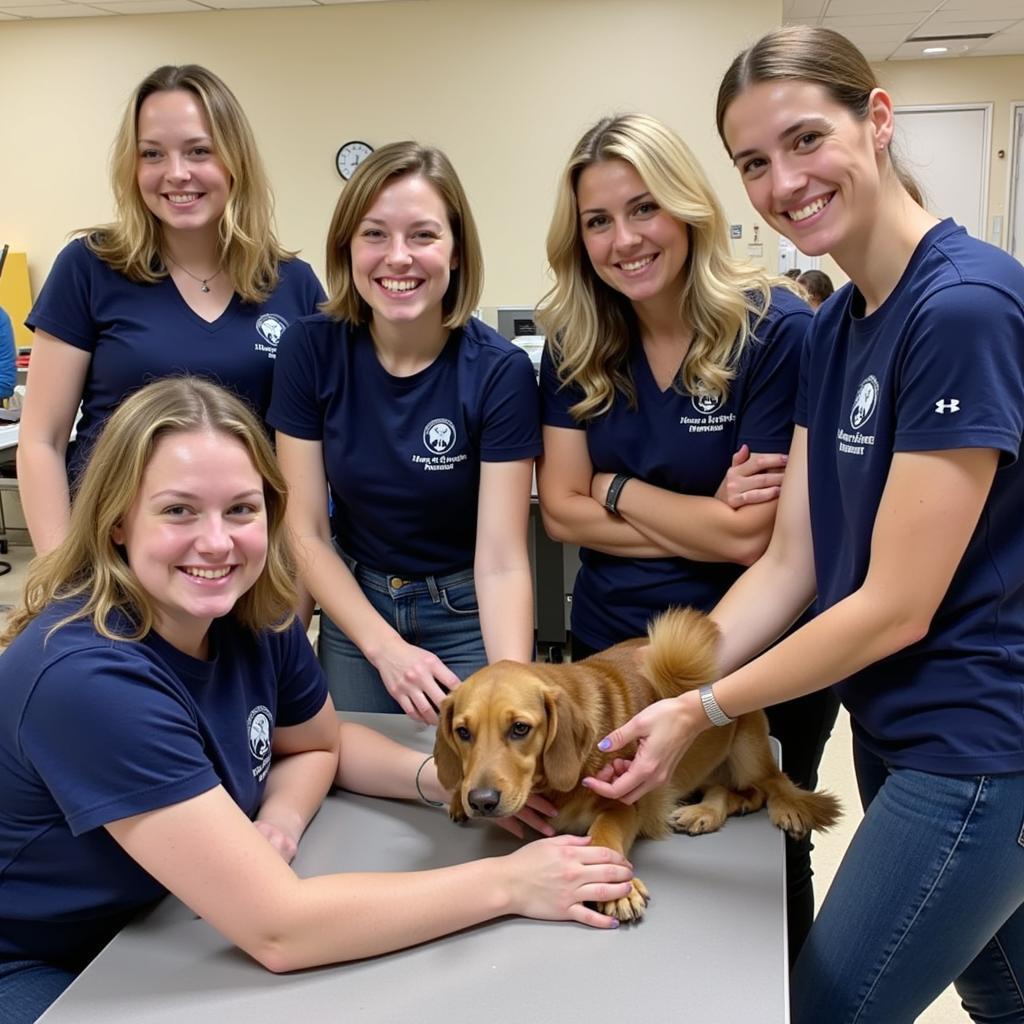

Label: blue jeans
[319,554,487,713]
[792,735,1024,1024]
[0,959,77,1024]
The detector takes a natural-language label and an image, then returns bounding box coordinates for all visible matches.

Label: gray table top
[40,712,789,1024]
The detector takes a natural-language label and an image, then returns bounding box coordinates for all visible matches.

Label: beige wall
[0,0,784,310]
[811,55,1024,292]
[877,54,1024,231]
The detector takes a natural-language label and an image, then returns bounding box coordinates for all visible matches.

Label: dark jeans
[570,632,839,965]
[0,958,77,1024]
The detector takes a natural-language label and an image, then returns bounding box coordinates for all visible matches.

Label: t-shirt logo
[934,398,960,414]
[850,375,879,430]
[423,418,457,454]
[255,314,287,346]
[691,381,724,416]
[248,707,271,757]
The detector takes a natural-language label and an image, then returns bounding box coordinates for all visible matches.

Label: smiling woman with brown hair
[589,27,1024,1024]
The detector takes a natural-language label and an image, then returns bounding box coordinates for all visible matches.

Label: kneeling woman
[0,378,632,1024]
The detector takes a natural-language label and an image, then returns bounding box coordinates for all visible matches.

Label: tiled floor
[0,540,969,1021]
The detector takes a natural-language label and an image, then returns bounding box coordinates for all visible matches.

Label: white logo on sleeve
[247,705,273,781]
[934,398,960,414]
[850,375,879,429]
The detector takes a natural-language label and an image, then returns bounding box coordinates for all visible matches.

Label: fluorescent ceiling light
[923,46,948,53]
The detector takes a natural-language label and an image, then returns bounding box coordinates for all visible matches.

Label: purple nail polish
[598,738,611,751]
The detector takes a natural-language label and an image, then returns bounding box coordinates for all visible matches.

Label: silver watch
[699,683,734,727]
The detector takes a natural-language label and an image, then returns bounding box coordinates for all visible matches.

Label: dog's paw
[598,877,649,923]
[669,804,726,835]
[447,801,469,825]
[768,804,815,839]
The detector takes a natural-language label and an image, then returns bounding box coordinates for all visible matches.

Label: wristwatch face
[336,141,373,180]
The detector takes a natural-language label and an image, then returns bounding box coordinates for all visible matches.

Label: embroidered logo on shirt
[850,375,879,430]
[677,380,735,433]
[247,705,273,781]
[254,314,288,358]
[423,418,457,454]
[411,418,467,471]
[836,375,879,456]
[934,398,960,414]
[691,382,725,416]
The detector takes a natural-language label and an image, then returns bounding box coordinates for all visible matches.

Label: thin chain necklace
[165,254,223,293]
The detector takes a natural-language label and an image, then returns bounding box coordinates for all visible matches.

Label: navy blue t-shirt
[27,239,325,481]
[268,315,541,577]
[0,606,327,964]
[542,287,810,649]
[796,219,1024,774]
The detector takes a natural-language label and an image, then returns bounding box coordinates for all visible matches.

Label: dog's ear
[541,688,596,791]
[433,695,464,792]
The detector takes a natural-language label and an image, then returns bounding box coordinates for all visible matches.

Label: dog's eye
[509,721,531,739]
[455,726,471,742]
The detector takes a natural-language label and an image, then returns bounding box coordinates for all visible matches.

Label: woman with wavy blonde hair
[537,112,837,959]
[0,376,632,1024]
[20,64,324,556]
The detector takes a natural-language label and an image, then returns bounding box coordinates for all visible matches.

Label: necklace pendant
[201,282,210,293]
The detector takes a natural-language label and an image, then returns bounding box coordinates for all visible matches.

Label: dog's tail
[644,607,720,700]
[761,776,843,837]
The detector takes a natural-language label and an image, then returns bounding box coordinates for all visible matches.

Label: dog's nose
[468,787,502,815]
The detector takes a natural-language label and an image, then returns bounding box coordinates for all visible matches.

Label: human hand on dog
[714,445,787,509]
[503,835,634,928]
[493,793,559,839]
[373,637,461,725]
[582,692,711,804]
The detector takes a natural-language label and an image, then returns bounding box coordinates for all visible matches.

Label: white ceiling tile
[914,14,1017,32]
[12,3,113,13]
[90,0,206,11]
[836,23,919,43]
[826,0,937,15]
[941,0,1024,15]
[823,13,922,28]
[202,0,315,7]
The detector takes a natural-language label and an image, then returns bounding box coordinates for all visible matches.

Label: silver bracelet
[699,684,734,728]
[415,754,446,808]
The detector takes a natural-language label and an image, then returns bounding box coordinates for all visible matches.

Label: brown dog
[434,607,841,922]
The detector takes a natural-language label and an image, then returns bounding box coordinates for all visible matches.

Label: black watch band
[604,474,631,516]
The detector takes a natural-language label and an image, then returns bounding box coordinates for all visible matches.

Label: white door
[894,104,991,241]
[1006,103,1024,263]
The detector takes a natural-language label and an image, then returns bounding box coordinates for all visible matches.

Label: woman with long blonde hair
[20,64,324,556]
[0,377,632,1024]
[537,112,836,959]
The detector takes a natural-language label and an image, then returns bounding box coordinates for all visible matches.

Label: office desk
[39,713,789,1024]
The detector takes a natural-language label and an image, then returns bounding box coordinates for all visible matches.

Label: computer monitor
[496,306,538,341]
